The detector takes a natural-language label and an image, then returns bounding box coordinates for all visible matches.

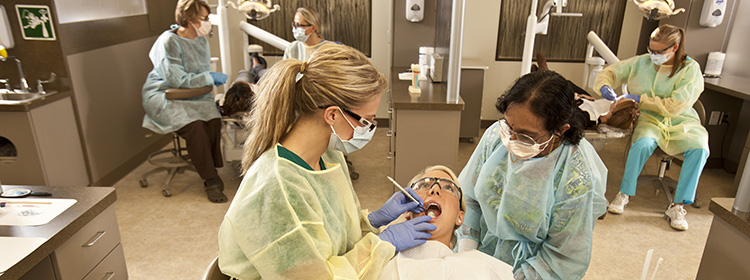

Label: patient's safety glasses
[410,177,462,200]
[499,119,551,146]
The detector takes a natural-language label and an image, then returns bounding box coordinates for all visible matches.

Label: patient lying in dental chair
[379,166,514,280]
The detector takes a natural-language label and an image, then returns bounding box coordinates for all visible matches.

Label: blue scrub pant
[620,137,709,204]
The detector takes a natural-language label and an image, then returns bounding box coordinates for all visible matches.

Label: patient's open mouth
[425,202,442,220]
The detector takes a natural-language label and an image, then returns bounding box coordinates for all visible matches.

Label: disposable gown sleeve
[456,125,499,244]
[518,172,605,279]
[639,61,704,117]
[154,37,213,89]
[592,58,635,99]
[224,181,395,280]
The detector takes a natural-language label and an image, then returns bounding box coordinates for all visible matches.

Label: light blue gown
[457,121,607,280]
[141,28,220,134]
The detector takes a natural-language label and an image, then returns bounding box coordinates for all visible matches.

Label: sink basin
[0,91,57,105]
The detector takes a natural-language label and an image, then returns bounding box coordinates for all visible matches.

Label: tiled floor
[112,128,736,279]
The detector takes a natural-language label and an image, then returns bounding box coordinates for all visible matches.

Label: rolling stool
[624,100,706,208]
[139,133,196,197]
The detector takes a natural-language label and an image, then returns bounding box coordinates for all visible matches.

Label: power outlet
[709,111,722,125]
[721,112,730,124]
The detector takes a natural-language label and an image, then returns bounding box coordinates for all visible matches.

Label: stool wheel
[350,172,359,180]
[139,179,148,188]
[162,189,172,197]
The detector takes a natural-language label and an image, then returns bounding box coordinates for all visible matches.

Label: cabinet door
[53,206,122,280]
[0,110,46,185]
[30,97,89,186]
[83,244,128,280]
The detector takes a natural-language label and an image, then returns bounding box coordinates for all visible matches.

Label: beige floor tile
[112,128,736,279]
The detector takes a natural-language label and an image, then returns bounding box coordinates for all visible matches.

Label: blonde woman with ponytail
[219,44,435,279]
[594,24,709,231]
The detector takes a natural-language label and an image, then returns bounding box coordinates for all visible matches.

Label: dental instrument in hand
[386,176,426,211]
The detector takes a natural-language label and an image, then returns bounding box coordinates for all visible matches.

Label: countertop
[704,76,750,101]
[0,185,116,279]
[0,90,73,112]
[709,197,750,238]
[391,69,464,111]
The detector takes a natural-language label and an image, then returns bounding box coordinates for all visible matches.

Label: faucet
[0,56,31,93]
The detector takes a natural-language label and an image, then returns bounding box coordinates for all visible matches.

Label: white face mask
[327,109,376,153]
[193,20,212,37]
[649,52,671,65]
[499,122,554,160]
[293,27,310,42]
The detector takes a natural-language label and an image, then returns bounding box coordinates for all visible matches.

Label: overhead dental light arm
[632,0,684,21]
[228,0,280,21]
[582,31,628,94]
[238,21,290,51]
[212,0,285,85]
[520,0,582,76]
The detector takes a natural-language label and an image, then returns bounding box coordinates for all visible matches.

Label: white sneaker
[665,204,689,231]
[608,192,629,214]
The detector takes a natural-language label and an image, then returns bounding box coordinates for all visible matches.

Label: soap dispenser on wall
[406,0,424,22]
[700,0,727,28]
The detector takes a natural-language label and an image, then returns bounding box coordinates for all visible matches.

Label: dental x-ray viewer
[218,44,434,279]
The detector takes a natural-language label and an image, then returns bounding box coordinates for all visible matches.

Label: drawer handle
[386,152,393,159]
[101,272,115,280]
[386,130,393,137]
[82,231,106,247]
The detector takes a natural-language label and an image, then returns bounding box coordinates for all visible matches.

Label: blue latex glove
[369,188,424,228]
[599,85,616,101]
[210,72,228,87]
[378,216,436,252]
[622,93,641,103]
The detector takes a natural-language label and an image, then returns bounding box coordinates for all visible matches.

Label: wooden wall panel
[246,0,371,56]
[496,0,627,62]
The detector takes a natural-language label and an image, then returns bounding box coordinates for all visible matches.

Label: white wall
[722,0,750,79]
[461,0,643,120]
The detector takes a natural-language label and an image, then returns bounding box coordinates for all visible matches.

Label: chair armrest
[165,86,213,100]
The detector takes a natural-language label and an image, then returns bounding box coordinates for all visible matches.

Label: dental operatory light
[632,0,685,21]
[227,0,280,21]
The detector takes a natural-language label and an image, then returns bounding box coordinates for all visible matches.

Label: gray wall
[392,0,437,68]
[55,0,176,185]
[660,0,748,168]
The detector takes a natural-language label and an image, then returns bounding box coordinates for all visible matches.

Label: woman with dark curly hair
[455,70,608,280]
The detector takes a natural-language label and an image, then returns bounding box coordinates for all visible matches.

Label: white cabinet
[0,95,89,186]
[51,206,127,280]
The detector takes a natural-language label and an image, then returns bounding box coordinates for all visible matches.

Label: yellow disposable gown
[218,146,395,279]
[594,54,708,155]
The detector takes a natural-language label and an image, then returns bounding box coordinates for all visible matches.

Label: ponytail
[242,59,303,172]
[670,27,687,78]
[241,44,387,173]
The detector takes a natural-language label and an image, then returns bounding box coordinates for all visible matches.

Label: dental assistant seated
[594,24,708,231]
[218,44,435,280]
[284,7,336,62]
[141,0,229,203]
[456,70,608,280]
[379,165,514,280]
